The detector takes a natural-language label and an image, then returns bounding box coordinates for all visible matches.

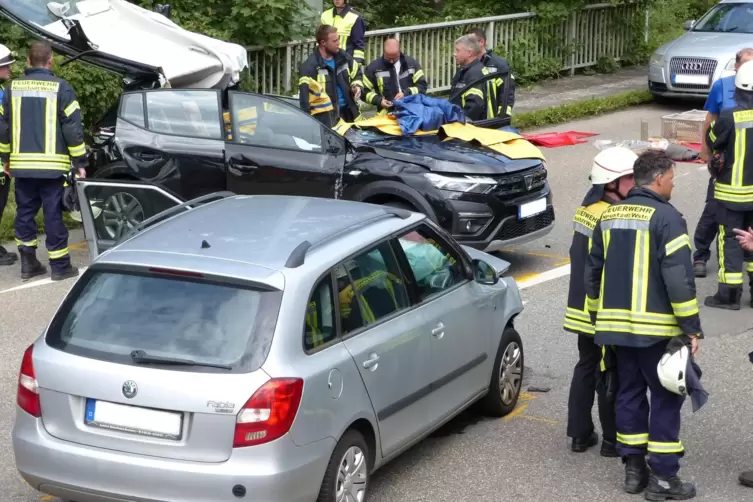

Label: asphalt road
[5,102,753,501]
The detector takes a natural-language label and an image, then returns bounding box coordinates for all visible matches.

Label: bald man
[363,38,428,113]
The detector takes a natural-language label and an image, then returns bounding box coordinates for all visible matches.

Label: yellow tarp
[332,115,545,161]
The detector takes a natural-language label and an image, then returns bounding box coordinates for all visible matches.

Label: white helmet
[736,60,753,91]
[657,344,689,395]
[590,146,638,185]
[0,44,15,68]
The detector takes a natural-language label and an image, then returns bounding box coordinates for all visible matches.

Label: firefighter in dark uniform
[450,35,488,122]
[0,42,86,281]
[564,146,637,457]
[467,27,516,119]
[320,0,366,64]
[0,43,17,266]
[363,38,428,114]
[705,60,753,309]
[299,24,363,127]
[585,149,702,500]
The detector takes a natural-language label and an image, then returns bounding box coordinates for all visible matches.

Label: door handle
[431,322,445,339]
[363,353,380,370]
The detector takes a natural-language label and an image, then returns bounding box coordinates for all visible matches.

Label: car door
[113,90,228,200]
[224,92,347,199]
[393,223,494,426]
[337,240,432,458]
[74,179,227,261]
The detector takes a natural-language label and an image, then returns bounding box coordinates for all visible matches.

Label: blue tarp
[391,94,466,135]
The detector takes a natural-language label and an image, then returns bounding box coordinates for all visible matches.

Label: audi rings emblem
[122,380,138,399]
[681,62,702,71]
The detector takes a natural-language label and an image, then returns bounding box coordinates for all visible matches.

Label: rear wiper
[130,349,232,370]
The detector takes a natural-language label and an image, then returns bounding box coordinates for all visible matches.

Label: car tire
[477,326,524,417]
[317,429,371,502]
[93,186,155,242]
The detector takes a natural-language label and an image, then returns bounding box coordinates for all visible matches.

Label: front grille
[499,206,555,240]
[669,57,717,90]
[491,165,547,199]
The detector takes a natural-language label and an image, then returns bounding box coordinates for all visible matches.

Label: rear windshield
[46,269,282,373]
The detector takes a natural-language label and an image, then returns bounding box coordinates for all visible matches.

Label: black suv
[87,88,554,252]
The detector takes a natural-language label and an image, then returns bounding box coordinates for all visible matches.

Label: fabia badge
[122,380,138,399]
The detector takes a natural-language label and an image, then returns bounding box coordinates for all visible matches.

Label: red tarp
[522,131,598,148]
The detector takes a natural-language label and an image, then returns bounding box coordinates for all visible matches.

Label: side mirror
[473,259,499,285]
[682,20,695,30]
[325,133,344,154]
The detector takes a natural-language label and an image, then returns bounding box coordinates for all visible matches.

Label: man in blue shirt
[0,43,16,266]
[695,48,753,278]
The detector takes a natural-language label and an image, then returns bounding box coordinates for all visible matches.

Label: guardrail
[247,2,646,96]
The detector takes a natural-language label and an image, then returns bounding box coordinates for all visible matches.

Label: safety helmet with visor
[657,342,689,396]
[590,146,638,185]
[736,59,753,91]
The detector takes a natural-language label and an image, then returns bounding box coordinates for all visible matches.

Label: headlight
[424,173,497,193]
[726,58,736,71]
[649,53,664,66]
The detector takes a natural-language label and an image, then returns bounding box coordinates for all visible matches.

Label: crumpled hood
[0,0,247,89]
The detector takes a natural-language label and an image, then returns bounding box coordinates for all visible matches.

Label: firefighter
[705,59,753,309]
[320,0,366,65]
[695,48,753,278]
[466,27,515,119]
[0,43,17,266]
[564,146,637,457]
[299,24,363,127]
[0,41,86,281]
[363,38,427,113]
[450,35,487,122]
[585,149,702,500]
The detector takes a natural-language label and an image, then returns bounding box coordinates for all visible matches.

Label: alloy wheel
[499,341,523,405]
[101,192,145,240]
[336,446,367,502]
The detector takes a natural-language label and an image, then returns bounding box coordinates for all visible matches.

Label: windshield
[46,269,283,373]
[0,0,84,29]
[693,3,753,33]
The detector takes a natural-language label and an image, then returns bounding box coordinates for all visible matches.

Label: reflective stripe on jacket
[480,50,515,117]
[298,49,363,127]
[0,68,87,179]
[563,199,611,335]
[321,5,366,63]
[707,98,753,211]
[449,59,487,122]
[363,53,427,110]
[584,187,703,347]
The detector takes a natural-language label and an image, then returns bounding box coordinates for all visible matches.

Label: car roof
[95,194,424,281]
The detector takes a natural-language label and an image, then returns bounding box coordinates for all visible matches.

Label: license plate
[518,197,546,219]
[673,74,709,85]
[85,399,183,440]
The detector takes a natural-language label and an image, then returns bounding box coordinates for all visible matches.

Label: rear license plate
[518,197,546,219]
[673,74,709,85]
[85,398,183,440]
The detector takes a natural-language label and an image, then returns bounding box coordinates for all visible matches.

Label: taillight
[233,378,303,448]
[17,345,41,418]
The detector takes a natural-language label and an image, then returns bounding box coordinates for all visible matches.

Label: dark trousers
[567,334,617,441]
[14,177,70,271]
[339,106,357,123]
[615,342,686,477]
[693,177,718,263]
[715,204,753,292]
[0,174,9,227]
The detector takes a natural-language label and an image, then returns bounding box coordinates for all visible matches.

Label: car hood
[0,0,247,89]
[660,31,753,60]
[356,136,543,175]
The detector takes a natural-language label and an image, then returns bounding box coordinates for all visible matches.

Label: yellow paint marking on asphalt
[524,251,569,260]
[517,392,537,402]
[553,258,571,267]
[513,273,539,283]
[503,403,528,421]
[519,415,560,425]
[40,496,55,501]
[69,240,88,251]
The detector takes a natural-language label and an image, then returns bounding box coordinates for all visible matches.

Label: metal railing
[247,2,646,96]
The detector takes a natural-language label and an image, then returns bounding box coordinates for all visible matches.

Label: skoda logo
[524,174,534,190]
[681,62,702,71]
[122,380,138,399]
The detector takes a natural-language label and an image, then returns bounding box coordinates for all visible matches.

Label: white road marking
[0,267,87,294]
[517,264,571,290]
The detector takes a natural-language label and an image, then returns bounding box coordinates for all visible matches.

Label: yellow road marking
[519,415,560,425]
[40,496,55,501]
[553,258,571,267]
[503,403,528,421]
[524,251,569,260]
[513,273,539,282]
[69,241,88,251]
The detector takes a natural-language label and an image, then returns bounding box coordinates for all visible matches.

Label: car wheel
[477,326,524,417]
[317,429,370,502]
[93,188,153,241]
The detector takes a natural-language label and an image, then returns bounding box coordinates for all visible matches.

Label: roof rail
[119,191,237,244]
[284,205,411,269]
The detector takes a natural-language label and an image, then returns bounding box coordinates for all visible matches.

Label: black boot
[19,250,46,280]
[0,245,17,266]
[600,439,619,458]
[51,265,79,282]
[704,286,741,310]
[693,261,707,278]
[739,470,753,488]
[644,472,696,501]
[571,431,598,453]
[623,454,649,494]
